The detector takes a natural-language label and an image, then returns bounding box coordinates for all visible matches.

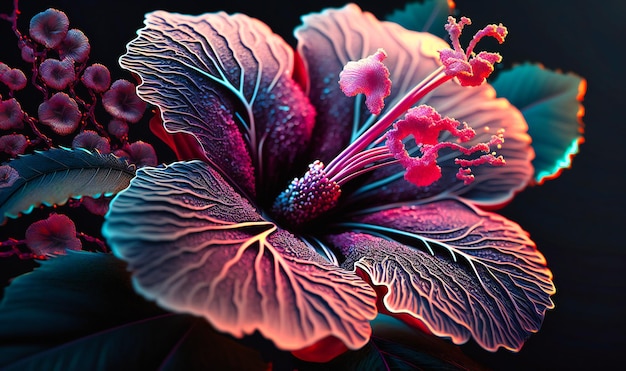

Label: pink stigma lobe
[386,105,505,187]
[439,16,507,87]
[339,48,392,115]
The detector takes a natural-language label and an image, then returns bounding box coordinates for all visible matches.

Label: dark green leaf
[0,251,268,370]
[0,147,136,224]
[386,0,453,38]
[491,63,585,184]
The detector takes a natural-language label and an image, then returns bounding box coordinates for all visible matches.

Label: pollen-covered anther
[272,160,341,227]
[438,16,507,86]
[339,48,392,115]
[386,104,505,187]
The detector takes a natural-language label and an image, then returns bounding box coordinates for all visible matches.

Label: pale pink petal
[329,198,554,352]
[103,161,378,353]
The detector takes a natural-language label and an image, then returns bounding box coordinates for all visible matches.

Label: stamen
[272,17,509,226]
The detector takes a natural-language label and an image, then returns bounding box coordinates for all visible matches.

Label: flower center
[271,160,341,227]
[272,16,508,228]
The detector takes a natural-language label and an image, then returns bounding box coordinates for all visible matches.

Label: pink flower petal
[0,98,25,130]
[103,161,377,354]
[107,118,128,139]
[81,196,110,216]
[25,213,82,256]
[119,10,317,198]
[0,165,19,189]
[119,141,157,168]
[102,79,146,123]
[58,29,90,63]
[0,134,29,157]
[72,130,111,153]
[29,8,69,49]
[39,58,76,90]
[38,92,81,135]
[81,64,111,93]
[21,45,36,63]
[1,69,27,91]
[329,198,554,352]
[0,62,9,76]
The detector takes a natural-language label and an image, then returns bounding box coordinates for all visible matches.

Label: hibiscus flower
[102,3,583,363]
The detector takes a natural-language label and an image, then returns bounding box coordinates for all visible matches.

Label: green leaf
[0,147,136,224]
[0,251,268,370]
[491,63,585,184]
[385,0,453,38]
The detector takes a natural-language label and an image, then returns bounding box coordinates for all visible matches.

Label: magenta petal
[117,141,157,168]
[119,11,316,198]
[103,160,377,352]
[58,29,91,63]
[81,64,111,93]
[1,69,27,91]
[81,196,110,216]
[38,92,81,135]
[0,134,29,157]
[25,213,81,256]
[102,79,146,123]
[0,98,25,130]
[329,198,554,352]
[39,58,76,90]
[71,130,110,153]
[0,165,19,188]
[28,8,69,49]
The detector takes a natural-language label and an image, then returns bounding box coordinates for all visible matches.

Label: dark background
[1,0,623,370]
